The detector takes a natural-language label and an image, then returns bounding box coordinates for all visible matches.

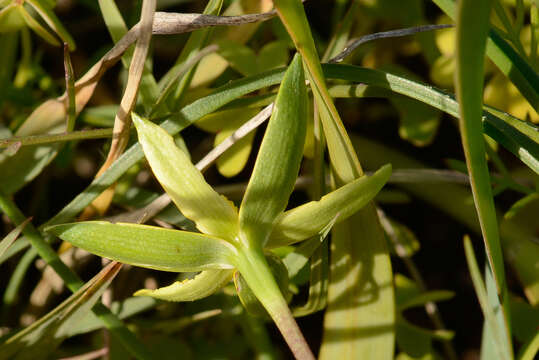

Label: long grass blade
[455,2,512,356]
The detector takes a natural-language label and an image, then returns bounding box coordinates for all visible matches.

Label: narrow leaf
[0,217,31,257]
[463,236,511,360]
[455,1,512,355]
[132,113,239,241]
[46,221,237,272]
[25,0,76,50]
[269,164,392,248]
[239,53,307,247]
[135,269,234,302]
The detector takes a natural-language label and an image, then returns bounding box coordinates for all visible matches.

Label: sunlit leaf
[46,221,237,272]
[455,2,512,357]
[269,164,392,248]
[25,0,76,50]
[133,113,239,241]
[239,53,307,247]
[135,269,234,302]
[0,4,25,32]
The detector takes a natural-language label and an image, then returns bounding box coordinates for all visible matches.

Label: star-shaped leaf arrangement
[46,54,391,359]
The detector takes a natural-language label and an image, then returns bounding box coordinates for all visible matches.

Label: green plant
[1,0,538,359]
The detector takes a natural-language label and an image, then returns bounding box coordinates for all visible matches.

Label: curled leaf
[135,269,234,302]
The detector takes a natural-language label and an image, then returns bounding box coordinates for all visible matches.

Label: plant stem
[235,247,314,360]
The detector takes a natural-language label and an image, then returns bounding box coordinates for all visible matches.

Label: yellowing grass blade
[132,113,239,241]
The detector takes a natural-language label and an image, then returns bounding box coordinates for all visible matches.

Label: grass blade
[463,236,511,360]
[455,1,512,354]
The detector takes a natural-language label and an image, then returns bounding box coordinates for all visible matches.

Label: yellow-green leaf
[46,221,237,272]
[239,53,307,247]
[269,164,392,248]
[135,269,234,302]
[132,113,239,241]
[0,4,25,32]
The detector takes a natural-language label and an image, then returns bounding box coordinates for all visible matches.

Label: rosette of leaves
[46,55,392,358]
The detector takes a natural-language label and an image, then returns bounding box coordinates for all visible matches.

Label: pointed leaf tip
[268,164,392,247]
[46,221,237,272]
[239,53,307,247]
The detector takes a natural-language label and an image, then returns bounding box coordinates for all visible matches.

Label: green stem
[235,247,314,360]
[0,193,153,360]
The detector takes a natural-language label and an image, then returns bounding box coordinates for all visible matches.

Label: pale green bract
[46,54,392,358]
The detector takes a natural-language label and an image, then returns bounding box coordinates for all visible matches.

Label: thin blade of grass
[63,43,76,132]
[455,2,512,356]
[463,236,511,360]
